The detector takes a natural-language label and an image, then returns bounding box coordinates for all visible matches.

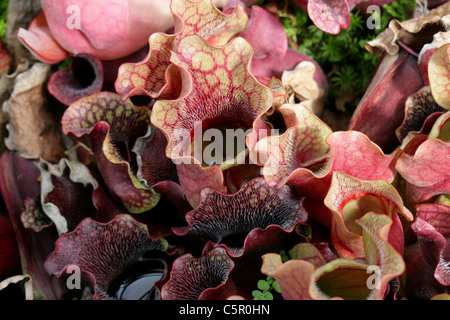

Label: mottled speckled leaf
[152,35,273,166]
[429,43,450,109]
[173,176,307,257]
[161,247,236,300]
[396,86,446,142]
[170,0,247,45]
[20,198,52,232]
[61,92,161,213]
[115,33,178,99]
[255,103,332,189]
[44,214,167,300]
[115,0,248,99]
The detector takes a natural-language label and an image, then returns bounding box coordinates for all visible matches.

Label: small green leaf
[257,279,270,291]
[252,290,262,298]
[273,281,281,293]
[280,250,289,262]
[58,57,73,70]
[262,292,274,300]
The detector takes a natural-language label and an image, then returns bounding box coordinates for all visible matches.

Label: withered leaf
[366,2,450,57]
[3,63,65,161]
[281,60,327,115]
[5,0,42,68]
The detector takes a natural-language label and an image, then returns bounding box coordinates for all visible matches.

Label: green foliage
[0,0,8,42]
[252,276,282,300]
[276,0,416,110]
[279,250,289,262]
[252,250,288,300]
[58,57,73,70]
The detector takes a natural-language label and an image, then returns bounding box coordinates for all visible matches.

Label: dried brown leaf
[366,2,450,57]
[281,61,326,115]
[5,0,42,68]
[3,63,65,161]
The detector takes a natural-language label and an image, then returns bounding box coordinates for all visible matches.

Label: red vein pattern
[115,0,248,99]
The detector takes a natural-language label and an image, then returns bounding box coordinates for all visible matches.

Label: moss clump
[258,0,416,111]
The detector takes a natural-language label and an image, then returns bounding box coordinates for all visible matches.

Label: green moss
[259,0,416,110]
[0,0,8,43]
